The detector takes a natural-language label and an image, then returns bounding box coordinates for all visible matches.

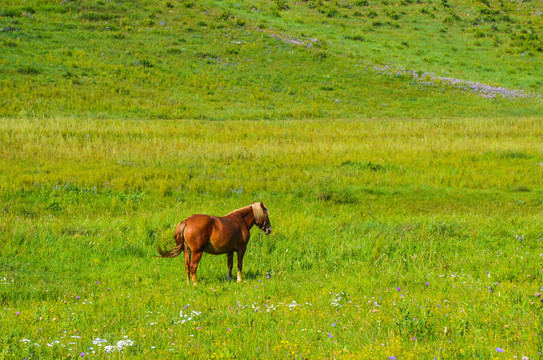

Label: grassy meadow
[1,117,542,359]
[1,0,543,359]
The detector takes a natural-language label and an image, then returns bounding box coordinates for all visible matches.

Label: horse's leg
[183,242,191,285]
[189,251,203,286]
[236,247,246,283]
[227,251,234,281]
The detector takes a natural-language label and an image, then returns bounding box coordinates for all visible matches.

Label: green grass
[1,0,542,358]
[0,0,542,119]
[1,118,542,358]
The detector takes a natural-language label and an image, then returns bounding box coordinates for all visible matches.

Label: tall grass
[1,118,542,358]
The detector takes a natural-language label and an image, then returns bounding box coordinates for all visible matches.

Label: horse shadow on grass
[203,269,264,284]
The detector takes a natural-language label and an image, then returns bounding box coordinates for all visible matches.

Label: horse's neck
[226,206,255,228]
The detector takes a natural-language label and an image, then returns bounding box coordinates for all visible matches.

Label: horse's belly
[202,243,234,255]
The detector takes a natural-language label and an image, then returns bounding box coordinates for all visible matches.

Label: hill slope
[1,0,542,119]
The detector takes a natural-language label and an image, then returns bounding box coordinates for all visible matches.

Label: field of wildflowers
[1,118,542,358]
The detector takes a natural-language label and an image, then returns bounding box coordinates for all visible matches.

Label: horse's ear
[260,202,267,211]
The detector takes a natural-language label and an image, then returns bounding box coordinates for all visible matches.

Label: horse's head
[253,202,272,235]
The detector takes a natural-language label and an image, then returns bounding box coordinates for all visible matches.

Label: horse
[158,202,272,286]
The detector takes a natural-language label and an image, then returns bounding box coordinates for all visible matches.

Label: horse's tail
[157,221,186,258]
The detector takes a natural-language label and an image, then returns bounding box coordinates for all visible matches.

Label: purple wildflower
[496,347,504,353]
[373,64,540,99]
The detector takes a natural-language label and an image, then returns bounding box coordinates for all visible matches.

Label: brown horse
[158,203,272,286]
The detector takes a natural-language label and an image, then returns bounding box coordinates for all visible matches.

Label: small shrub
[167,45,184,54]
[119,17,130,26]
[136,59,154,68]
[511,186,530,192]
[443,13,460,24]
[46,202,63,212]
[385,10,400,20]
[4,38,18,47]
[313,49,328,59]
[510,29,542,53]
[499,151,533,160]
[227,47,240,55]
[341,161,390,172]
[0,9,21,17]
[1,25,19,32]
[79,12,112,21]
[345,34,364,41]
[275,0,290,11]
[323,6,339,17]
[21,6,36,14]
[217,11,231,21]
[478,8,499,16]
[195,52,218,60]
[17,65,41,75]
[474,29,485,38]
[499,14,512,22]
[420,8,432,15]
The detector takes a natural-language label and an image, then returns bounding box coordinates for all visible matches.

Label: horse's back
[184,214,244,254]
[184,214,214,235]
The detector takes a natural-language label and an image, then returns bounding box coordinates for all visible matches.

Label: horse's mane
[225,205,253,217]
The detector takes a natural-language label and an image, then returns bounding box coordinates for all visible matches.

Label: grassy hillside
[1,0,542,119]
[1,117,542,358]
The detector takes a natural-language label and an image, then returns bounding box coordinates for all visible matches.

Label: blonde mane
[225,205,253,217]
[225,203,266,223]
[251,203,265,223]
